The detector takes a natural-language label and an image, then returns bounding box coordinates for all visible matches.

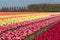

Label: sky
[0,0,60,8]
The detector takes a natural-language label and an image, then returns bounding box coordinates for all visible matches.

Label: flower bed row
[0,14,50,26]
[0,14,60,40]
[0,14,60,34]
[0,13,59,26]
[33,21,60,40]
[0,14,59,34]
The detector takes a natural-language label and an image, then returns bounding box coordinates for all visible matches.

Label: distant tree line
[0,4,60,12]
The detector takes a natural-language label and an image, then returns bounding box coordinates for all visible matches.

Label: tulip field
[33,20,60,40]
[0,12,60,40]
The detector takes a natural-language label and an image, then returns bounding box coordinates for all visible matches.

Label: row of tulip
[0,14,59,34]
[33,20,60,40]
[0,14,60,40]
[0,15,50,26]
